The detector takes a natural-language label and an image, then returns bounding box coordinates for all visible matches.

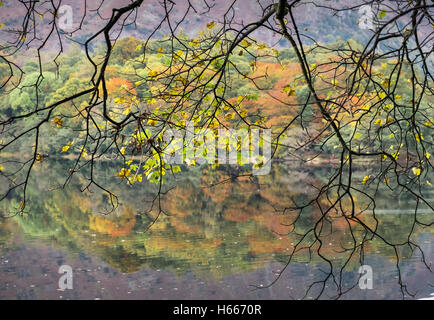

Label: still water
[0,160,433,299]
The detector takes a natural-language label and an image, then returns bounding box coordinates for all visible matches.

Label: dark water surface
[0,161,433,299]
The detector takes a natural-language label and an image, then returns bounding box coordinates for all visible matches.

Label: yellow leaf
[0,24,4,29]
[147,119,157,126]
[0,165,4,171]
[114,97,124,104]
[187,159,196,166]
[61,146,70,152]
[176,76,188,85]
[118,168,131,179]
[282,85,295,96]
[412,167,421,176]
[147,98,156,105]
[240,39,252,47]
[189,39,200,47]
[172,165,181,173]
[425,152,431,159]
[332,79,338,88]
[149,70,158,77]
[381,79,390,88]
[80,147,87,158]
[157,47,164,53]
[206,21,215,29]
[384,104,392,111]
[378,92,386,100]
[361,175,370,184]
[53,117,63,127]
[374,118,383,125]
[224,113,234,120]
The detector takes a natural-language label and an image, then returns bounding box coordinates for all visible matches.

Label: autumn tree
[0,0,433,298]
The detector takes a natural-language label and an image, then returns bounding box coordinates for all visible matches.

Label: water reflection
[0,160,433,299]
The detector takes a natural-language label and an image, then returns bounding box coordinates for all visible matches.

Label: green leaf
[172,165,181,173]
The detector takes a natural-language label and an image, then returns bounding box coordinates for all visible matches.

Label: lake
[0,160,433,299]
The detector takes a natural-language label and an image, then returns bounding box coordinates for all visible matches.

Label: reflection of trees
[1,162,432,289]
[0,221,15,254]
